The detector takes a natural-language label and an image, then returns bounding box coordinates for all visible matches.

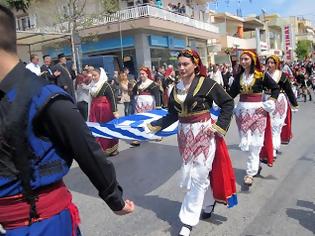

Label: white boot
[178,225,192,236]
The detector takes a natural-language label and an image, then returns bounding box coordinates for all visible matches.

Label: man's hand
[54,70,61,77]
[114,199,135,215]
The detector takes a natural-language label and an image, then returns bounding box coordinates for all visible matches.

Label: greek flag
[87,107,220,141]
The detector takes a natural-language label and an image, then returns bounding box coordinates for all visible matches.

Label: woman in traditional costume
[228,51,280,186]
[130,66,161,146]
[146,49,237,236]
[89,68,119,156]
[265,55,298,153]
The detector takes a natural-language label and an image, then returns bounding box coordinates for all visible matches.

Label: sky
[208,0,315,25]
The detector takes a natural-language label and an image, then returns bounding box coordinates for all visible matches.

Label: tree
[295,40,312,60]
[0,0,31,12]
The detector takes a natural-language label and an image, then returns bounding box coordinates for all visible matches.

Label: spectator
[52,53,76,99]
[26,54,41,76]
[40,54,61,83]
[75,72,92,121]
[212,64,224,87]
[119,72,131,116]
[110,70,121,103]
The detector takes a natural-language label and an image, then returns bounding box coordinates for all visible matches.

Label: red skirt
[259,113,274,167]
[210,136,238,208]
[89,96,118,154]
[281,101,293,144]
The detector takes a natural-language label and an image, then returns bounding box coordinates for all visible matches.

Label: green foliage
[295,40,312,60]
[101,0,119,13]
[0,0,31,12]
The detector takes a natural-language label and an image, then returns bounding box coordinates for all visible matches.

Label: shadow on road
[201,213,228,225]
[65,141,182,232]
[227,144,240,151]
[286,200,315,234]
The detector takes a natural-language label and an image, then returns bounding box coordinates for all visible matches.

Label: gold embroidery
[205,83,216,97]
[212,123,227,136]
[191,101,198,110]
[173,87,187,115]
[193,76,205,96]
[240,74,256,93]
[147,123,162,132]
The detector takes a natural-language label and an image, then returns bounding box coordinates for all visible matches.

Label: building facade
[14,0,219,74]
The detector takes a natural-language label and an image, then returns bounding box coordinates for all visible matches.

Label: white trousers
[246,145,262,176]
[179,141,216,226]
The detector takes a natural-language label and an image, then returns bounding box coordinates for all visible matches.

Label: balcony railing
[86,5,218,33]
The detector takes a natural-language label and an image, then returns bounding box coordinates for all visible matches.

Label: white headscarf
[90,67,108,97]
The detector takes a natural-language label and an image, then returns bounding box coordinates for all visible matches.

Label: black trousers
[77,101,88,121]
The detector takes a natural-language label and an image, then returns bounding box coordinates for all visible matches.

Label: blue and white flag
[87,107,220,141]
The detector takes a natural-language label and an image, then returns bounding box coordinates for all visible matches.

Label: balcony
[16,15,37,31]
[296,34,315,42]
[83,5,218,34]
[226,35,256,49]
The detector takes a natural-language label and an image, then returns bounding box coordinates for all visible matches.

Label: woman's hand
[0,224,6,234]
[113,112,120,118]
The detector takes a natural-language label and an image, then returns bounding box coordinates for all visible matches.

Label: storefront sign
[284,26,292,61]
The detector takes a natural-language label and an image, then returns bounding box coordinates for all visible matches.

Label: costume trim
[240,73,256,94]
[205,83,216,97]
[147,123,162,132]
[212,123,227,136]
[178,110,208,118]
[193,76,205,96]
[104,143,119,155]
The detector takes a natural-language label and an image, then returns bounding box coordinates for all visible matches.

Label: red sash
[281,102,293,144]
[259,113,274,167]
[210,136,238,208]
[0,181,80,235]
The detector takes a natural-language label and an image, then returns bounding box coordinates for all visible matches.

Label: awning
[17,31,71,46]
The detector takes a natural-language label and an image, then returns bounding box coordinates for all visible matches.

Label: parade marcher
[0,5,134,236]
[52,53,76,99]
[162,67,176,107]
[146,49,237,236]
[296,68,312,102]
[130,66,161,146]
[154,66,165,108]
[265,55,298,151]
[228,51,280,186]
[89,68,120,156]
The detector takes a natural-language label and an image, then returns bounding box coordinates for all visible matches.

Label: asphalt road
[65,98,315,236]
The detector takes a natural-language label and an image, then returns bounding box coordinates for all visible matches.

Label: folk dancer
[265,55,298,150]
[89,68,120,156]
[146,49,237,236]
[130,66,161,146]
[228,51,280,186]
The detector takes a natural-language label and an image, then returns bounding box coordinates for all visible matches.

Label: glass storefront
[150,48,182,70]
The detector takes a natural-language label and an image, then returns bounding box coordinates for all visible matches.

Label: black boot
[309,94,312,101]
[304,94,307,102]
[200,201,216,219]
